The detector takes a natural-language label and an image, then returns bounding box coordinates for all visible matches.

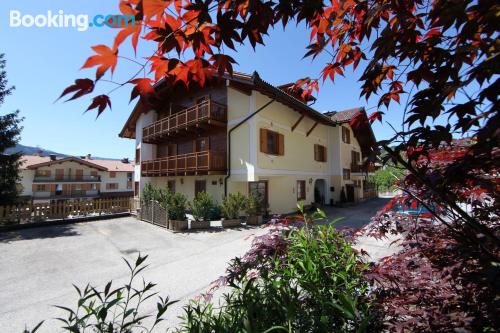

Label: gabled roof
[325,107,377,156]
[22,156,134,172]
[119,71,336,139]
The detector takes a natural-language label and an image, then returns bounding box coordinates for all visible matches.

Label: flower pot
[221,218,241,228]
[247,215,263,225]
[169,219,188,232]
[191,220,211,229]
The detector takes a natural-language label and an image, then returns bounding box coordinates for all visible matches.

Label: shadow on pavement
[0,224,80,243]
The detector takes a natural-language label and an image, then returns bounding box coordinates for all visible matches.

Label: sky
[0,0,405,159]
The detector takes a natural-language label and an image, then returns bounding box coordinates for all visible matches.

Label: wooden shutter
[314,144,319,161]
[260,128,268,153]
[278,133,284,155]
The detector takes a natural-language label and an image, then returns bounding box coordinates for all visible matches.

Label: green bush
[245,193,262,216]
[208,205,222,221]
[221,192,247,219]
[190,192,215,221]
[169,192,188,221]
[179,223,376,332]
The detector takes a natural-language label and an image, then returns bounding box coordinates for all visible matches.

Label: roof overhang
[27,157,108,171]
[119,71,336,139]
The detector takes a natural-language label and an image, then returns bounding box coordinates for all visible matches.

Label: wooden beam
[306,122,319,137]
[291,114,305,132]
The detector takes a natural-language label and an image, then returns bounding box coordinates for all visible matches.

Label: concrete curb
[0,212,132,233]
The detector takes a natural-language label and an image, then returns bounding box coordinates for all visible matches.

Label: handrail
[141,150,226,175]
[33,175,102,183]
[142,99,227,141]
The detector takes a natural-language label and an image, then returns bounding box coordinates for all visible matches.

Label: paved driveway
[0,198,391,332]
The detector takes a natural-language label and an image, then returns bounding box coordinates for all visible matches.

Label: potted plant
[168,192,188,231]
[246,193,263,225]
[221,192,247,228]
[190,192,213,229]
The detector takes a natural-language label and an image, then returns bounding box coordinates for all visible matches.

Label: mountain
[4,144,122,161]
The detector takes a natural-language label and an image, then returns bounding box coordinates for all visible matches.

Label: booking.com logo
[9,10,136,32]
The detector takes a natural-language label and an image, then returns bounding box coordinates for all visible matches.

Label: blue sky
[0,0,404,158]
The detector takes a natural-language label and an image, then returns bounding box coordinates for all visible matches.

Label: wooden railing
[141,151,226,176]
[142,99,227,143]
[33,175,101,183]
[0,197,133,226]
[351,163,376,173]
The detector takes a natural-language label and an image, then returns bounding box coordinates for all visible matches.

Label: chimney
[80,156,86,159]
[121,157,130,163]
[49,154,57,161]
[87,154,92,160]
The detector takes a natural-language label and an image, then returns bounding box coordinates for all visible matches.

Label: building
[18,154,134,202]
[120,72,377,214]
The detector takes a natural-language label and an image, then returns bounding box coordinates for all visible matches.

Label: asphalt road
[0,198,390,332]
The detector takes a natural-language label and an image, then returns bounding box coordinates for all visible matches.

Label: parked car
[388,196,440,219]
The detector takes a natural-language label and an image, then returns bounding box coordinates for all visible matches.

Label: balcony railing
[32,190,100,200]
[141,151,227,176]
[33,175,101,183]
[351,163,376,174]
[142,99,227,143]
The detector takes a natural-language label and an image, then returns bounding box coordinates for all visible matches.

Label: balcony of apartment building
[350,162,377,175]
[33,175,102,183]
[32,190,100,200]
[141,150,227,177]
[142,98,227,144]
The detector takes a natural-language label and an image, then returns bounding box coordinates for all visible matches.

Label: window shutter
[278,133,285,155]
[322,146,327,162]
[260,128,268,153]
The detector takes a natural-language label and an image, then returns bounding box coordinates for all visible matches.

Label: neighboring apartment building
[18,154,134,202]
[119,72,376,214]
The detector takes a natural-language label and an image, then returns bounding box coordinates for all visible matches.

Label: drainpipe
[224,98,275,197]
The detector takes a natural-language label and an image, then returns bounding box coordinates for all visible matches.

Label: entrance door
[314,179,326,205]
[249,181,268,214]
[346,185,355,202]
[195,180,206,196]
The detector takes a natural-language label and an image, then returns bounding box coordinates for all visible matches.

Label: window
[106,183,119,190]
[90,184,98,190]
[134,182,139,195]
[342,126,351,144]
[195,180,206,196]
[127,181,133,189]
[35,170,51,177]
[297,180,306,201]
[135,148,140,164]
[109,171,116,178]
[35,184,46,192]
[343,168,351,180]
[127,172,133,181]
[168,180,176,193]
[314,144,327,162]
[75,169,83,180]
[351,150,361,165]
[260,128,284,155]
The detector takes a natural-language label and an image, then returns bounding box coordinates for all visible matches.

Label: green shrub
[190,192,215,221]
[208,205,222,221]
[180,209,376,332]
[169,192,188,221]
[245,193,262,216]
[221,192,247,219]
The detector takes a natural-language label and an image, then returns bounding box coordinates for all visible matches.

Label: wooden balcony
[141,151,227,177]
[351,163,376,174]
[142,100,227,143]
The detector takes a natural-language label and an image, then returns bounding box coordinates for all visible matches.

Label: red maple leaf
[58,78,94,101]
[210,54,237,77]
[129,78,156,102]
[86,95,112,117]
[368,111,384,124]
[81,45,118,80]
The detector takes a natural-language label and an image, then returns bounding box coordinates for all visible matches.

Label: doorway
[248,181,268,215]
[314,179,326,205]
[345,184,355,202]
